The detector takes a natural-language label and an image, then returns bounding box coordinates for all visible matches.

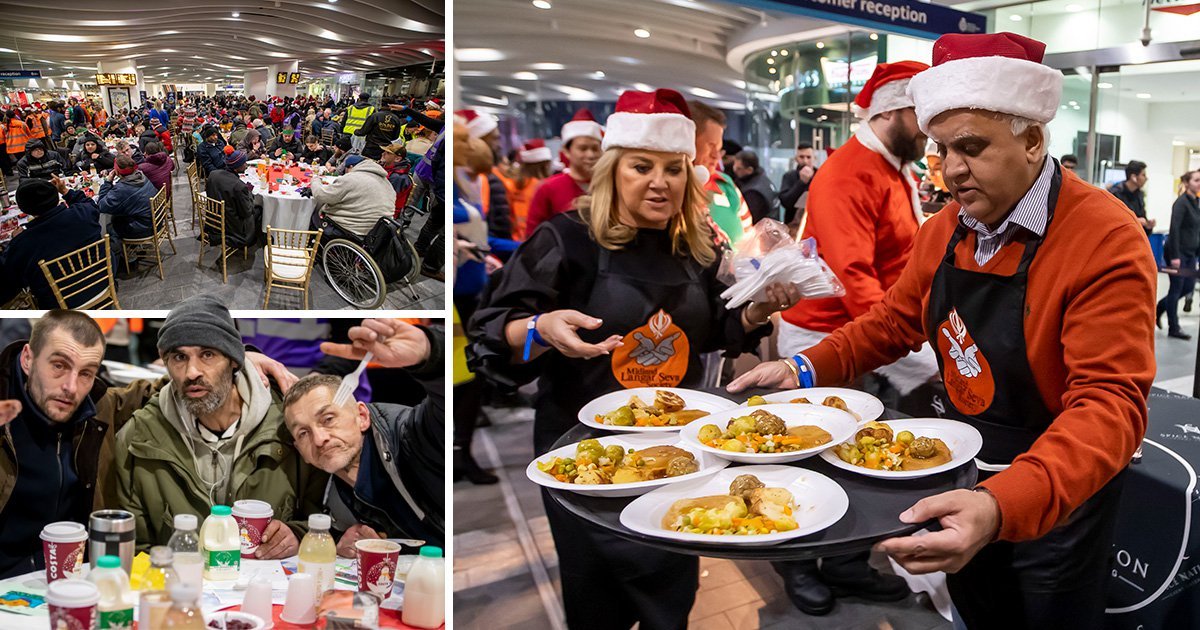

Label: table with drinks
[0,500,445,629]
[240,159,338,233]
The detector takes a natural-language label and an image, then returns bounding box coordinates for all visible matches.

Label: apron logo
[936,307,995,415]
[611,309,690,388]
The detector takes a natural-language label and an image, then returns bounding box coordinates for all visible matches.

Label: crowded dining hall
[0,0,446,310]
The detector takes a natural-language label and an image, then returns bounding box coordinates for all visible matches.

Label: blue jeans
[1161,255,1197,332]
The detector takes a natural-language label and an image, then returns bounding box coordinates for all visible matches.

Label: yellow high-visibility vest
[343,104,375,134]
[453,308,474,385]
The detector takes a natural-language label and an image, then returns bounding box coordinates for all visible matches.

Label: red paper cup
[40,522,87,583]
[47,578,99,630]
[232,500,273,559]
[355,539,401,597]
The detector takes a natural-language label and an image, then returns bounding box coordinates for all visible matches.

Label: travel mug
[89,510,136,576]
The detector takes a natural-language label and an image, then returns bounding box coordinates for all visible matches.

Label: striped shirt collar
[958,156,1056,266]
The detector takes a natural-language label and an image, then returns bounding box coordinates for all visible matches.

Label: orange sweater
[781,135,919,332]
[805,167,1156,542]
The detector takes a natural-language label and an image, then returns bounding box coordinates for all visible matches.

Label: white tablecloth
[240,166,338,233]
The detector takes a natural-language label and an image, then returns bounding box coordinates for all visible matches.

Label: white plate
[818,418,983,479]
[526,433,729,497]
[752,388,885,422]
[619,465,848,546]
[678,404,858,464]
[578,388,738,433]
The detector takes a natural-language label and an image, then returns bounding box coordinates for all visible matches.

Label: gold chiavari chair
[262,225,322,308]
[38,235,120,309]
[120,185,175,279]
[196,194,248,283]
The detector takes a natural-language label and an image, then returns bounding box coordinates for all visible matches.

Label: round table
[241,161,335,232]
[544,389,978,561]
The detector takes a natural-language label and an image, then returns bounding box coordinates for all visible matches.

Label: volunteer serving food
[729,32,1156,628]
[467,88,802,629]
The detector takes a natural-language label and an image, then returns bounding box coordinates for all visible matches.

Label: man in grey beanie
[115,296,327,554]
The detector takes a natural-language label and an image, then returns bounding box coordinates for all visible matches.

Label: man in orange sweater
[732,32,1155,628]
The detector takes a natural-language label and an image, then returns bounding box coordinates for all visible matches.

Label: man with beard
[281,319,445,555]
[771,61,934,616]
[116,296,326,553]
[523,109,603,235]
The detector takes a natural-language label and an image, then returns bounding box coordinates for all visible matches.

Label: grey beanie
[157,295,245,368]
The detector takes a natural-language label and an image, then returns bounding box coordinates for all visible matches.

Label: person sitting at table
[71,130,102,161]
[104,116,127,139]
[115,139,144,165]
[328,135,360,176]
[115,296,327,551]
[98,155,156,270]
[204,147,258,248]
[253,118,275,145]
[16,139,68,182]
[137,141,175,192]
[380,143,413,216]
[77,138,115,174]
[281,320,446,553]
[149,118,173,153]
[196,125,227,178]
[267,126,303,159]
[238,128,267,162]
[229,118,250,148]
[300,135,330,165]
[310,155,394,239]
[135,122,157,155]
[0,178,102,308]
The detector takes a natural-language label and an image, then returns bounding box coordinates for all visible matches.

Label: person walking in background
[1110,160,1155,236]
[524,109,603,235]
[731,149,779,223]
[779,142,818,227]
[4,111,31,168]
[1157,170,1200,340]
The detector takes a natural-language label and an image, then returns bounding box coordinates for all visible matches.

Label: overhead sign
[737,0,987,40]
[0,70,42,79]
[276,72,288,84]
[96,73,137,86]
[1151,0,1200,15]
[289,72,300,84]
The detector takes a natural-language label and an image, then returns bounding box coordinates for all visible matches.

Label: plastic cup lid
[308,514,330,530]
[231,500,272,518]
[47,579,99,607]
[174,514,198,530]
[95,555,121,569]
[419,546,443,559]
[40,521,87,542]
[211,505,232,516]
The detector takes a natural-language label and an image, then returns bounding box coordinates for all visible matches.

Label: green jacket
[114,383,327,551]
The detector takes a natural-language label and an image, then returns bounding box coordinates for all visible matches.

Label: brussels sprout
[857,435,876,448]
[727,416,757,436]
[896,430,915,445]
[721,439,747,452]
[575,439,604,462]
[697,424,722,444]
[746,395,768,406]
[607,406,635,426]
[665,456,699,477]
[604,444,626,464]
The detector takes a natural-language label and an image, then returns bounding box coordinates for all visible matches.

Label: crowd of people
[0,306,445,580]
[454,30,1168,629]
[0,90,447,306]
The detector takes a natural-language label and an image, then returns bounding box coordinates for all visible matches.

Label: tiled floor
[4,165,445,310]
[453,279,1200,629]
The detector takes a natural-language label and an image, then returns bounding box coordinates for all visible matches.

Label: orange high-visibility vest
[5,120,30,154]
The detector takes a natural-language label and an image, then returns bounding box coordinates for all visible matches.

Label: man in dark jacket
[1109,160,1154,237]
[196,125,227,178]
[97,155,156,267]
[16,139,68,182]
[204,148,258,247]
[48,103,67,144]
[778,142,818,225]
[267,126,303,159]
[69,98,87,128]
[732,149,781,223]
[135,123,158,155]
[0,178,101,308]
[354,98,404,161]
[282,319,445,552]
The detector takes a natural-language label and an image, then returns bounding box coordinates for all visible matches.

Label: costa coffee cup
[232,499,273,558]
[47,579,99,630]
[89,510,136,576]
[355,539,400,598]
[40,522,87,583]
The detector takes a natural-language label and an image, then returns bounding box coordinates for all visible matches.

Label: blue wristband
[791,354,815,388]
[522,314,549,362]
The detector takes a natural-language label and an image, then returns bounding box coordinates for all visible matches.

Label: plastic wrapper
[718,218,845,308]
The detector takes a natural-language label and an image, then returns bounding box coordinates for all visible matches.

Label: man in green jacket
[115,296,327,556]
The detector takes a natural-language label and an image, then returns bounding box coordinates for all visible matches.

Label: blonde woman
[468,89,800,629]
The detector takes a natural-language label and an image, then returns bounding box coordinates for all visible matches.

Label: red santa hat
[906,32,1062,135]
[560,109,602,146]
[853,61,929,120]
[601,89,696,159]
[519,139,552,163]
[454,109,499,139]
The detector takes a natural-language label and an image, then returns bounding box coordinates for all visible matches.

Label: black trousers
[415,195,444,273]
[948,468,1127,629]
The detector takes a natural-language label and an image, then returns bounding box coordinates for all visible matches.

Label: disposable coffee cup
[355,539,401,597]
[40,522,87,583]
[232,500,274,558]
[47,578,99,630]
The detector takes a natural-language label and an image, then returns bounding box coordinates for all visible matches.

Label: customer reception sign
[0,70,42,79]
[738,0,987,39]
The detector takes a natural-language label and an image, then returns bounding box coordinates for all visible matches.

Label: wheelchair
[317,214,422,309]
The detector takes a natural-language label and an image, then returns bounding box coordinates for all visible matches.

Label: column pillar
[265,61,299,99]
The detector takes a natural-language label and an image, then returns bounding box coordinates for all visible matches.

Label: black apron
[537,238,712,630]
[925,163,1127,628]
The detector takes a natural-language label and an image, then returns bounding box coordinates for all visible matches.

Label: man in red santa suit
[769,61,939,617]
[524,109,603,235]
